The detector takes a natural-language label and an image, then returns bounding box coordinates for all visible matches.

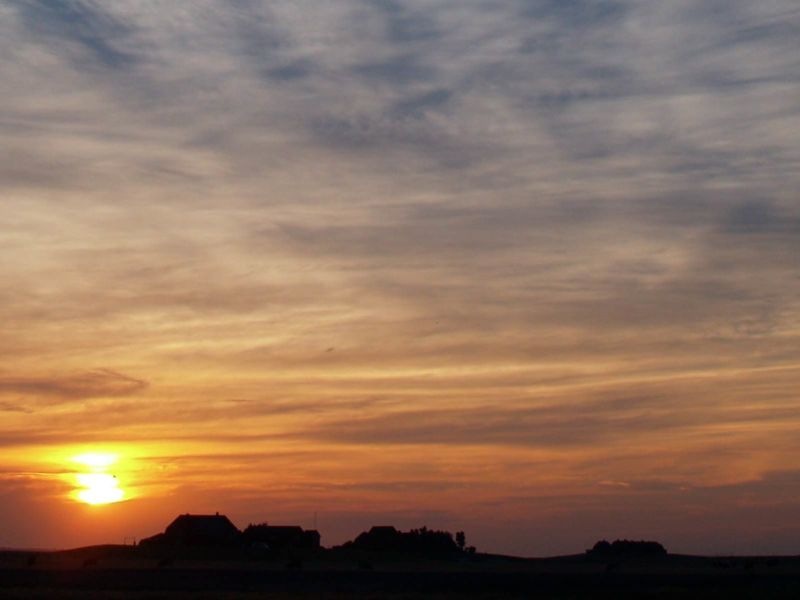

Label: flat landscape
[2,547,800,599]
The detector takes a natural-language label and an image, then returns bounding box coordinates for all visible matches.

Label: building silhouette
[139,513,320,551]
[140,513,241,547]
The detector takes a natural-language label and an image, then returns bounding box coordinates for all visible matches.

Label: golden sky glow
[1,1,799,556]
[73,453,119,471]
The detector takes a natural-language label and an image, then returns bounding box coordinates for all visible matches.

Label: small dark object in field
[27,554,37,567]
[358,559,374,570]
[285,558,303,570]
[157,557,174,568]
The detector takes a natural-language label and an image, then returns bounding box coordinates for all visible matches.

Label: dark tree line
[340,526,475,556]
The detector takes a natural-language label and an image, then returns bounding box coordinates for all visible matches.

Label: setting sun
[70,452,125,505]
[75,473,124,505]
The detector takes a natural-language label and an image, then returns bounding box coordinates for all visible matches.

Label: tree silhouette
[456,531,466,551]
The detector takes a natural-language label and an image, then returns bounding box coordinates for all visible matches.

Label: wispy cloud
[12,0,140,69]
[0,370,147,405]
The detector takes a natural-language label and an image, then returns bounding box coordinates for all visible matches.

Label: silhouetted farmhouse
[140,513,241,547]
[242,524,321,550]
[139,514,321,553]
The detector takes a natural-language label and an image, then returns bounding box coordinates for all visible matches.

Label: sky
[1,0,799,556]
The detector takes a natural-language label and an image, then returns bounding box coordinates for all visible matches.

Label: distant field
[2,548,800,598]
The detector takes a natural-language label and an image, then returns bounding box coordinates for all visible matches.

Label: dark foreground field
[2,547,800,599]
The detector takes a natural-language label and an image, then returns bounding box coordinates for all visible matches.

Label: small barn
[141,513,241,547]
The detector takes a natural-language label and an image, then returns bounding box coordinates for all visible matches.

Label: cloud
[0,402,30,413]
[370,0,442,43]
[298,386,800,449]
[0,370,147,405]
[723,200,800,235]
[11,0,139,69]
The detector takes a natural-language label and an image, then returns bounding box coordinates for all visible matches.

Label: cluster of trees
[242,524,320,550]
[340,526,475,556]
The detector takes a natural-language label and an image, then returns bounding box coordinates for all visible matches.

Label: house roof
[165,513,240,538]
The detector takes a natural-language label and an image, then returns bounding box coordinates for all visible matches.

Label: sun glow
[71,452,125,505]
[76,473,125,505]
[73,452,118,469]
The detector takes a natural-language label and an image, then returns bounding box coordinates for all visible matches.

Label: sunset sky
[1,1,799,556]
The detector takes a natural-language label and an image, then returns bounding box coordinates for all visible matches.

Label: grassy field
[2,547,800,598]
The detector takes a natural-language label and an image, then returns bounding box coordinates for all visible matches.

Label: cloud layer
[1,0,799,555]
